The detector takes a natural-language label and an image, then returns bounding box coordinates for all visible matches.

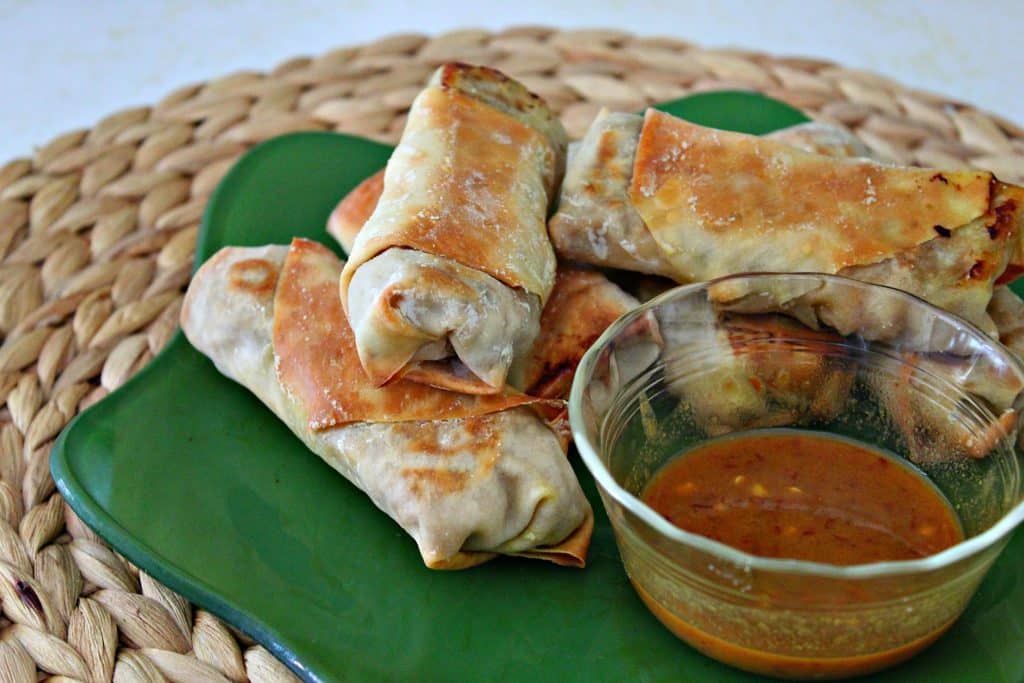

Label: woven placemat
[1,27,1023,682]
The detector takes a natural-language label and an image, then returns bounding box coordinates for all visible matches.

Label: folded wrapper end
[344,247,543,394]
[548,108,676,278]
[400,359,510,396]
[425,507,595,570]
[426,551,498,571]
[507,506,595,568]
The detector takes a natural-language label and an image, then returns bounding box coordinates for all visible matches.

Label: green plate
[52,92,1024,682]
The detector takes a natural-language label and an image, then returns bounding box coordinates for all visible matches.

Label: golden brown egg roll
[339,63,567,395]
[550,108,1024,337]
[182,238,592,569]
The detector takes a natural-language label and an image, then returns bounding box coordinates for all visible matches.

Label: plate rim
[53,335,323,679]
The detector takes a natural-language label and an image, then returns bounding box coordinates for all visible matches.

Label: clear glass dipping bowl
[569,273,1024,679]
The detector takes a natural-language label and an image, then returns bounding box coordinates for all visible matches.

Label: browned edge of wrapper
[427,507,595,570]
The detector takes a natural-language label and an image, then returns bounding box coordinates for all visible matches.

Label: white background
[1,0,1021,162]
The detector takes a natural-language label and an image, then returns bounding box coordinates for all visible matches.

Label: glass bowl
[569,273,1024,679]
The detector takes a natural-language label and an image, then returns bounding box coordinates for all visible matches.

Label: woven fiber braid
[0,27,1022,682]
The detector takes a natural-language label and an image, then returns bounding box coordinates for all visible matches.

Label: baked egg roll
[339,63,567,395]
[182,238,592,569]
[550,108,1024,337]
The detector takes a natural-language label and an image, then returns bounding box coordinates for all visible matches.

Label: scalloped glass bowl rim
[569,271,1024,580]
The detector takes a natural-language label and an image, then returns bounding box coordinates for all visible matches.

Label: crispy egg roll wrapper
[651,121,867,434]
[329,170,661,400]
[181,238,592,569]
[340,64,566,394]
[520,266,661,399]
[554,118,875,279]
[769,120,1024,315]
[327,169,383,249]
[550,108,1024,337]
[552,115,1023,452]
[326,171,379,253]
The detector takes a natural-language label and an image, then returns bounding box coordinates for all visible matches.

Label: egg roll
[181,238,592,569]
[558,118,878,278]
[339,63,567,395]
[329,170,661,400]
[551,108,1024,336]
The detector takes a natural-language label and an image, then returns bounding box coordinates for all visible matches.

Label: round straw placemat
[1,27,1022,682]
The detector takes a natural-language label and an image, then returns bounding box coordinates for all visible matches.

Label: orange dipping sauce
[642,431,962,564]
[637,431,965,678]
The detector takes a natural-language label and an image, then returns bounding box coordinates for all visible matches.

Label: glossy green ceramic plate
[53,92,1024,682]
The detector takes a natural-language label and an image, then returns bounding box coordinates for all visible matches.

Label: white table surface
[1,0,1021,163]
